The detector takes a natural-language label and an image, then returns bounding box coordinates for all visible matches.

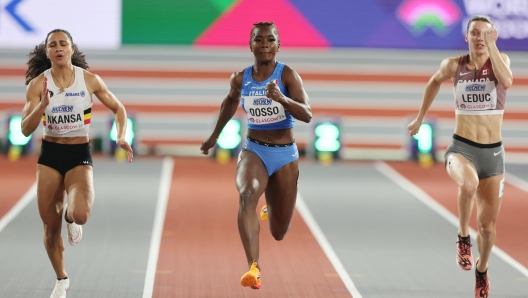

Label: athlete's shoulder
[27,72,45,91]
[28,72,45,85]
[441,56,460,67]
[439,56,460,74]
[280,63,302,83]
[81,68,96,79]
[230,70,245,90]
[82,69,104,86]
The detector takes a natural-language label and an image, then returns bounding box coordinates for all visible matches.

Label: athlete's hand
[117,138,133,162]
[266,81,284,103]
[482,26,498,45]
[407,117,422,136]
[40,77,50,108]
[200,135,217,155]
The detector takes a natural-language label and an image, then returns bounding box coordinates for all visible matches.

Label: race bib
[44,101,85,133]
[456,80,497,111]
[243,96,286,125]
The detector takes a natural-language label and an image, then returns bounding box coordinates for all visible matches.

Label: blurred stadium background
[1,0,527,162]
[1,1,528,297]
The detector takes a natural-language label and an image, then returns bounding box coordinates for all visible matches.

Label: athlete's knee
[459,180,478,198]
[71,209,91,225]
[43,224,62,244]
[238,187,258,210]
[477,220,496,238]
[270,225,290,241]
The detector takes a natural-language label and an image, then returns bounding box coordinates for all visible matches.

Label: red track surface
[0,156,37,218]
[1,156,526,296]
[387,161,528,269]
[153,157,352,298]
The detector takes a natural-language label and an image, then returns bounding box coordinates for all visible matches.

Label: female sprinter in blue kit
[200,21,312,289]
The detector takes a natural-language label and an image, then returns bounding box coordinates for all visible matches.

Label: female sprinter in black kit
[22,29,133,298]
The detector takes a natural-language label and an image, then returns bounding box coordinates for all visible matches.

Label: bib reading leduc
[456,80,497,111]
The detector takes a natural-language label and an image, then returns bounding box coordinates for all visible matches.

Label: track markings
[0,182,36,234]
[375,161,528,279]
[142,157,174,298]
[296,192,363,298]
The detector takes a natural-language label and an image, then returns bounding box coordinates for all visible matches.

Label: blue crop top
[240,62,295,130]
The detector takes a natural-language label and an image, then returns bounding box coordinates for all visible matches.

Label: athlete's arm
[267,65,312,123]
[408,57,456,136]
[200,71,243,155]
[483,26,513,89]
[86,71,133,161]
[21,74,47,137]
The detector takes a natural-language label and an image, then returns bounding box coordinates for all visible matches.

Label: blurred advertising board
[1,0,526,50]
[0,0,121,49]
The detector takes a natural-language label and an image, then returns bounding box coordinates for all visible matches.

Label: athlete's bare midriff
[43,135,89,144]
[454,114,502,144]
[247,128,294,144]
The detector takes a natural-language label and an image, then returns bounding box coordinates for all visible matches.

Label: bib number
[243,96,286,125]
[45,100,85,133]
[456,80,497,111]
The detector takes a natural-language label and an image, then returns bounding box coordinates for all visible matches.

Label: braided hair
[25,29,89,85]
[250,21,280,42]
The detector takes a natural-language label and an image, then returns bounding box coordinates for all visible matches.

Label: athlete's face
[250,26,280,62]
[465,21,492,55]
[46,32,74,66]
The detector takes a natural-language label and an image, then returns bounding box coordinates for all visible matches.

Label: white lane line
[142,157,174,298]
[375,161,528,278]
[506,172,528,193]
[0,182,37,233]
[296,192,363,298]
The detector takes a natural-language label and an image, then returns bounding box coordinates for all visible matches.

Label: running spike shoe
[64,205,82,246]
[240,261,261,289]
[50,278,69,298]
[475,259,490,298]
[260,205,268,221]
[456,234,473,270]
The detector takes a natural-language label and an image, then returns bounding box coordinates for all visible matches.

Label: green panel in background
[122,0,236,44]
[209,0,236,12]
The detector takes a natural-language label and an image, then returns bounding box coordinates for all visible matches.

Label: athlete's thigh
[475,174,504,223]
[446,153,479,186]
[236,150,269,202]
[37,165,65,224]
[64,165,94,210]
[265,160,298,225]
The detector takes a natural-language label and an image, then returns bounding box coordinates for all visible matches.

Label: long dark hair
[25,29,89,85]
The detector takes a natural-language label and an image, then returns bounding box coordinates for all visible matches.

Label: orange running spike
[240,261,261,289]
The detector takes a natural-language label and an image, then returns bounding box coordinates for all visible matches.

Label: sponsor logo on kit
[465,84,486,92]
[252,98,272,106]
[51,105,74,113]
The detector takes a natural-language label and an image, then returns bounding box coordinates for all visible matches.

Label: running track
[0,155,527,297]
[1,47,527,297]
